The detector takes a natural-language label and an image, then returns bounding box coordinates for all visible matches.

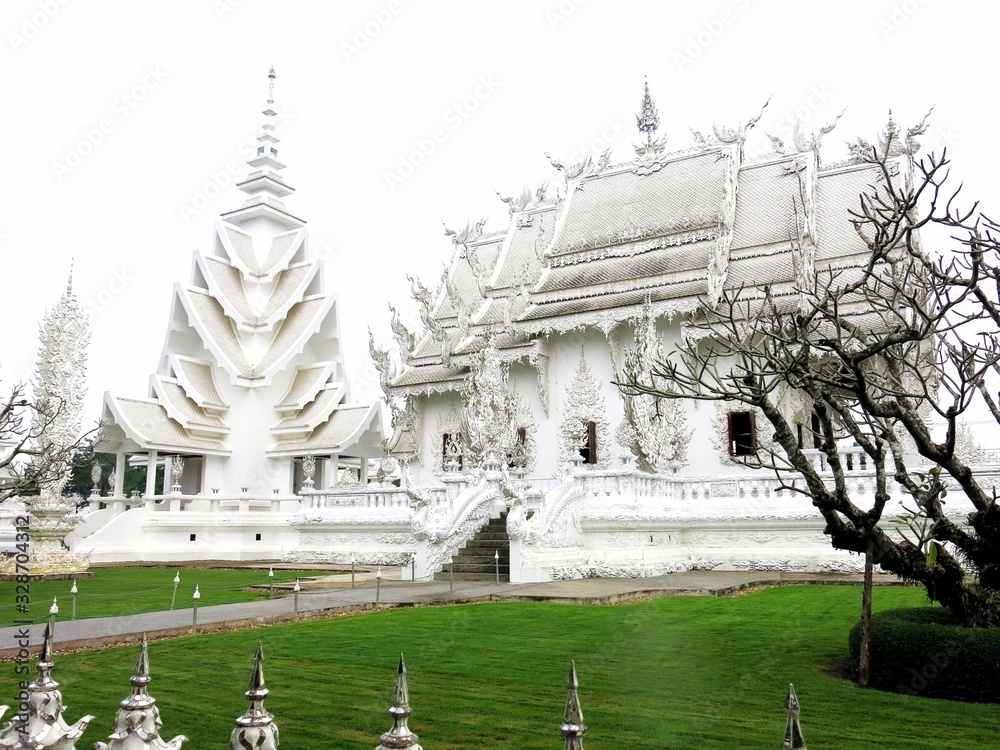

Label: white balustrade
[302,487,412,510]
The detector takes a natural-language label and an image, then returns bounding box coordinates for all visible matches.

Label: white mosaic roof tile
[729,160,799,250]
[259,232,298,275]
[115,397,228,452]
[224,226,259,275]
[270,403,377,453]
[260,265,312,320]
[275,364,332,409]
[550,150,728,257]
[186,290,253,378]
[255,298,326,375]
[176,358,227,409]
[158,380,227,429]
[273,386,341,430]
[202,256,254,321]
[390,364,468,388]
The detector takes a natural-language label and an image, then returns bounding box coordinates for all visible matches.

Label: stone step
[447,567,510,576]
[434,571,510,582]
[462,540,509,550]
[472,526,508,536]
[450,556,509,567]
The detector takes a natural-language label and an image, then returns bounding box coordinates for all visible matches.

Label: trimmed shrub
[850,607,1000,702]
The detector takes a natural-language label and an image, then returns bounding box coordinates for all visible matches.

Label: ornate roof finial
[376,654,422,750]
[560,662,586,750]
[66,260,75,297]
[636,76,660,147]
[267,65,276,106]
[782,684,806,750]
[229,644,279,750]
[95,634,187,750]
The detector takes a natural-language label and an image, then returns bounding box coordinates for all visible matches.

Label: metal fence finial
[782,683,806,750]
[95,633,187,750]
[561,662,586,749]
[229,644,279,750]
[376,653,422,750]
[0,623,94,749]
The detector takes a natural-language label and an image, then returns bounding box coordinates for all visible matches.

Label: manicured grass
[0,567,317,625]
[2,585,996,749]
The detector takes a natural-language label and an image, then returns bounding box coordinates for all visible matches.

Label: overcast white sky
[2,0,996,432]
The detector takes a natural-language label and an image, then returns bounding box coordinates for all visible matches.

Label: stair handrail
[410,471,503,577]
[507,471,585,548]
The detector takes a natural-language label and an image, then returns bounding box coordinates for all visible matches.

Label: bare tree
[618,123,1000,626]
[0,381,96,503]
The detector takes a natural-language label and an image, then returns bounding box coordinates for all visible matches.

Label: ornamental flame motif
[2,276,92,576]
[620,307,691,472]
[558,350,611,468]
[459,337,533,471]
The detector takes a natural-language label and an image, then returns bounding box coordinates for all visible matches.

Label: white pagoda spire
[223,65,302,230]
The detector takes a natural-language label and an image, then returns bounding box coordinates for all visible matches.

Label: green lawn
[0,567,317,625]
[2,585,996,749]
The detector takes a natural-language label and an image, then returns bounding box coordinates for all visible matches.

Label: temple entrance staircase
[434,512,509,582]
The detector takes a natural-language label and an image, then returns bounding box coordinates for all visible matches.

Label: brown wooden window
[580,420,598,464]
[727,411,756,456]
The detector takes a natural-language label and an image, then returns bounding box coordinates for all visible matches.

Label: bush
[850,607,1000,702]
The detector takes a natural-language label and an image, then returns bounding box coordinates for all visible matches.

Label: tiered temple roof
[100,68,382,466]
[385,84,906,396]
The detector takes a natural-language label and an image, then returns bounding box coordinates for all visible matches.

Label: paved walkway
[0,570,899,658]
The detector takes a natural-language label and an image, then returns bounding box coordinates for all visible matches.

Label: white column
[163,457,173,497]
[359,456,369,485]
[145,450,158,497]
[114,452,126,497]
[330,453,340,485]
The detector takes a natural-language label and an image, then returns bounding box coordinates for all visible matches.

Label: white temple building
[78,69,384,561]
[66,76,995,580]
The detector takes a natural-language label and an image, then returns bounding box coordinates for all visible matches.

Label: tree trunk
[858,541,873,686]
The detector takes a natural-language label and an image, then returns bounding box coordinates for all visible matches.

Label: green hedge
[850,607,1000,702]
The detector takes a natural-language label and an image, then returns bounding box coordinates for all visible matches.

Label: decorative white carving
[955,420,990,464]
[443,218,487,248]
[519,296,699,338]
[507,474,584,547]
[301,455,316,492]
[459,336,524,470]
[707,145,739,307]
[3,277,92,576]
[388,304,415,367]
[170,456,185,494]
[551,560,685,580]
[433,400,463,476]
[34,276,89,495]
[818,558,866,574]
[410,474,501,575]
[768,109,844,166]
[619,306,691,472]
[545,149,612,183]
[528,349,550,417]
[497,183,551,216]
[558,350,611,468]
[375,455,399,485]
[688,557,723,570]
[334,468,362,487]
[730,558,809,572]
